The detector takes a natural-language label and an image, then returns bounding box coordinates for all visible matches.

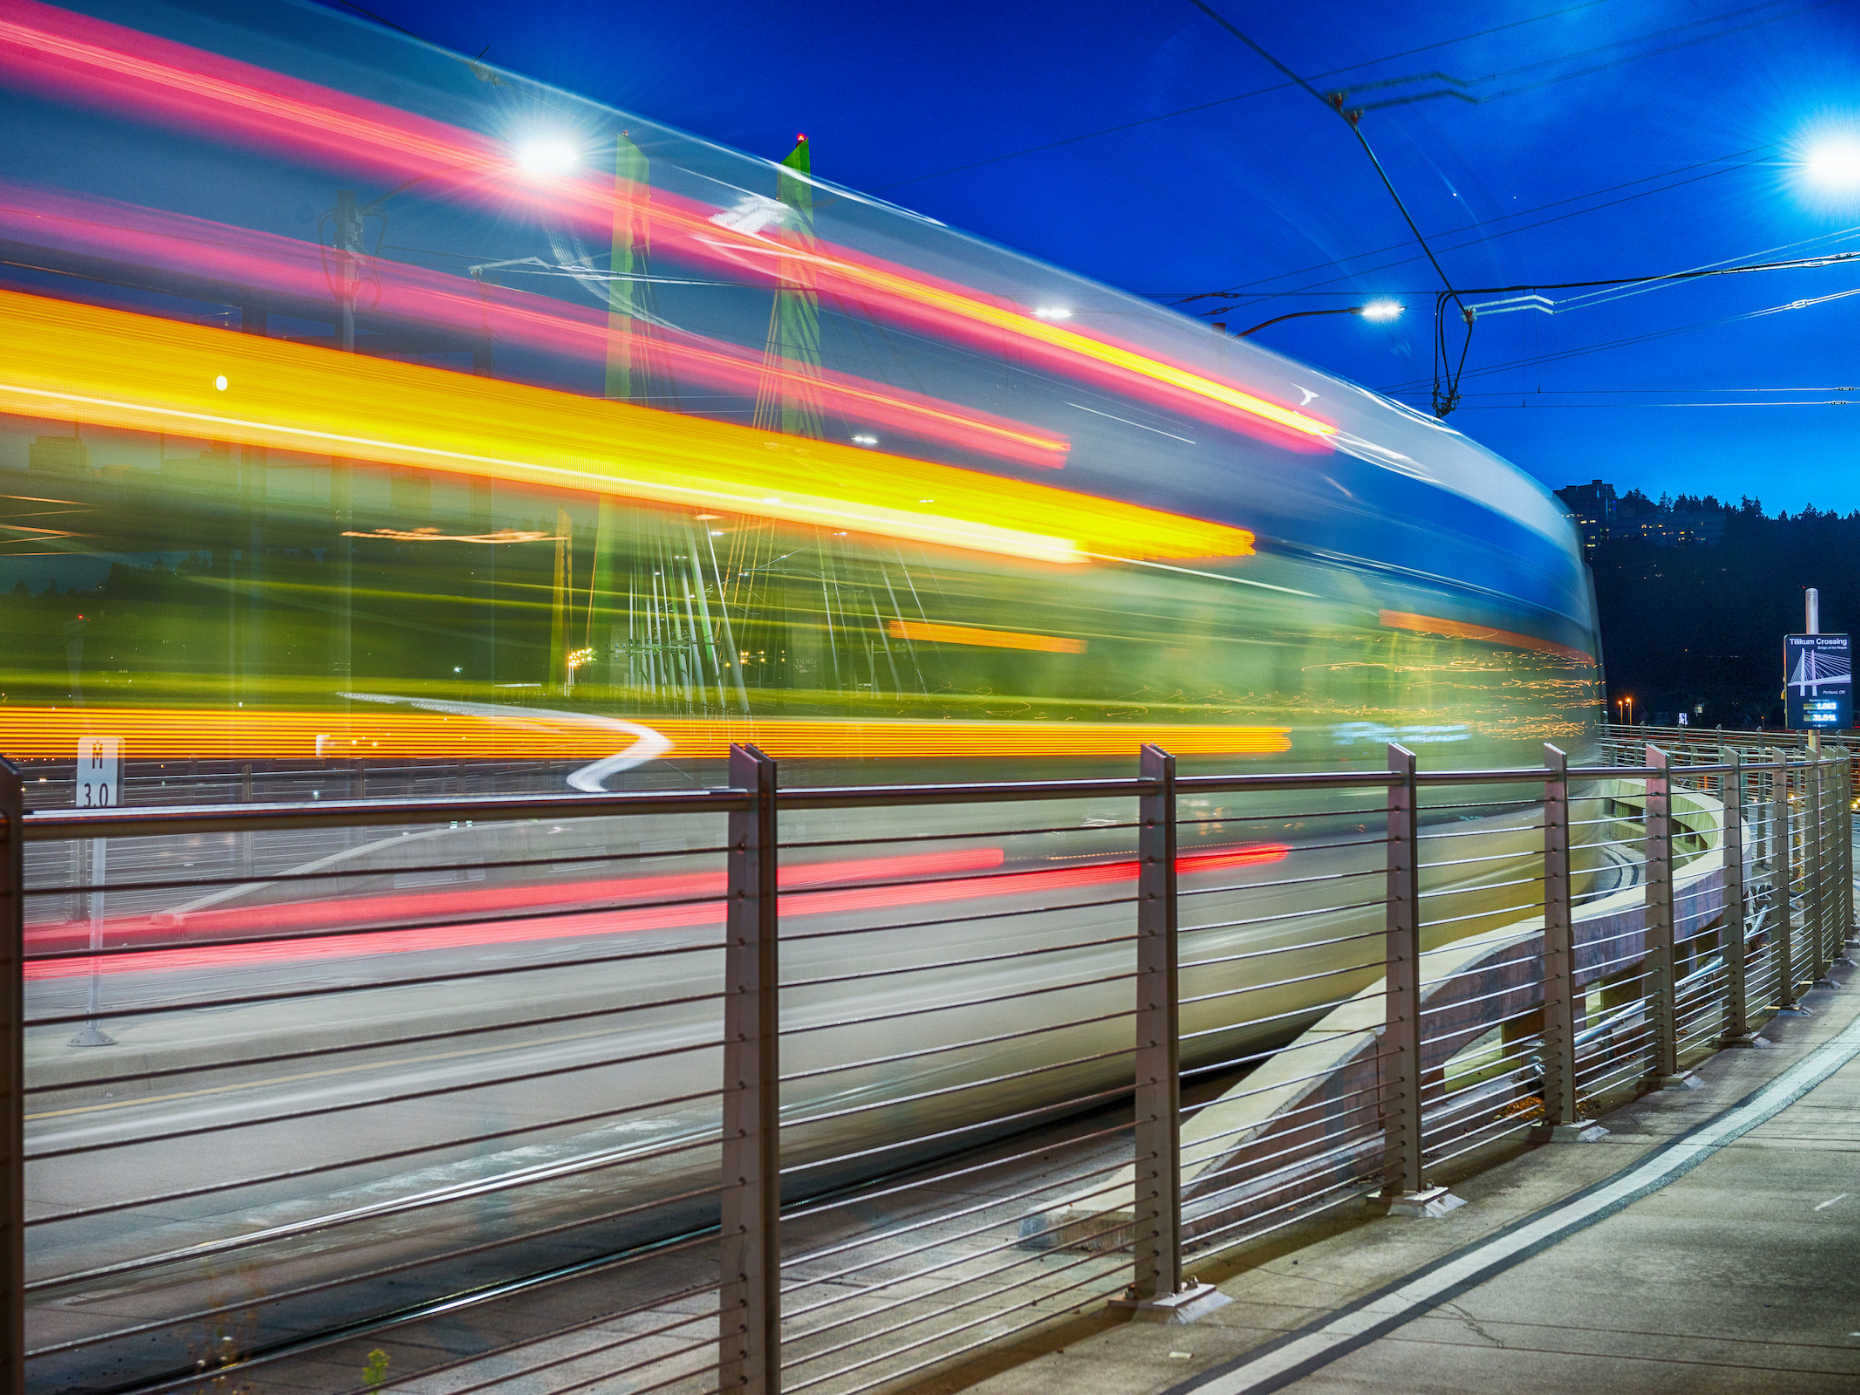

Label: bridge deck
[963,954,1860,1395]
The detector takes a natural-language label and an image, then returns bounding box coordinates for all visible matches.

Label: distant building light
[851,433,879,446]
[214,375,227,391]
[1033,307,1072,320]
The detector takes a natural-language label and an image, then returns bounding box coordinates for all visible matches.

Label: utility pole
[1807,588,1820,754]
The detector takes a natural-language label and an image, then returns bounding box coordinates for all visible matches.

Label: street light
[326,133,584,350]
[1231,300,1404,337]
[1804,135,1860,190]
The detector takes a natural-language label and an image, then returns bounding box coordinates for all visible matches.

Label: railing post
[1845,752,1856,947]
[1769,750,1798,1011]
[1,759,22,1395]
[1645,745,1681,1086]
[1377,743,1430,1203]
[1808,757,1830,986]
[1539,744,1580,1135]
[720,743,779,1395]
[1720,748,1756,1044]
[1115,744,1218,1317]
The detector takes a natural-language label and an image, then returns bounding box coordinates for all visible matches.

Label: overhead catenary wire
[1157,142,1779,307]
[1188,0,1474,416]
[868,0,1617,192]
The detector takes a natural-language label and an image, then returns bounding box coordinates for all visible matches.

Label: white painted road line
[1170,1010,1860,1395]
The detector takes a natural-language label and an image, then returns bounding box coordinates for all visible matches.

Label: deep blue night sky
[316,0,1860,513]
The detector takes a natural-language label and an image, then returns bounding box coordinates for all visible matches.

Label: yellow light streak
[730,241,1337,441]
[0,290,1255,566]
[0,707,1290,761]
[888,619,1086,654]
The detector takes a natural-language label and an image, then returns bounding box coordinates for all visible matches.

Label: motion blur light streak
[1378,608,1594,662]
[0,187,1072,469]
[25,845,1289,980]
[887,619,1087,653]
[0,2,1335,450]
[0,706,1292,760]
[28,847,1013,953]
[0,290,1254,563]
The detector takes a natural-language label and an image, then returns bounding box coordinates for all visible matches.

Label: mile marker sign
[76,735,121,808]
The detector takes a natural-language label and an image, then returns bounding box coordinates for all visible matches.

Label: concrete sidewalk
[946,957,1860,1395]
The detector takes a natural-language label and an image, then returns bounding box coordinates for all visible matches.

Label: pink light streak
[23,844,1289,979]
[0,1,1332,453]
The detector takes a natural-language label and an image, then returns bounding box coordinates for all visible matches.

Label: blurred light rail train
[0,0,1602,1386]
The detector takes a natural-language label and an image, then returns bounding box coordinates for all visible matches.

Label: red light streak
[24,844,1288,979]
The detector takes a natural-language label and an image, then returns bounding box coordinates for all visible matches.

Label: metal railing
[0,730,1851,1395]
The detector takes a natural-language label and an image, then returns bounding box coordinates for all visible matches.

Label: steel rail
[19,787,753,839]
[18,839,733,901]
[27,1069,732,1224]
[781,1154,1137,1301]
[27,1030,728,1163]
[30,1205,725,1368]
[788,1258,1130,1395]
[782,1042,1140,1134]
[778,1116,1136,1229]
[1172,892,1394,936]
[779,1079,1140,1179]
[779,929,1139,989]
[1175,862,1387,900]
[1181,1044,1397,1125]
[1179,956,1394,1007]
[1187,1169,1382,1252]
[1419,896,1546,930]
[1179,991,1391,1045]
[1184,1134,1386,1222]
[781,1230,1128,1364]
[1179,1027,1389,1090]
[783,1189,1139,1342]
[21,988,716,1097]
[22,890,735,964]
[26,1118,736,1290]
[776,967,1140,1037]
[779,1006,1138,1082]
[1180,1075,1388,1163]
[22,943,731,1030]
[24,1179,734,1360]
[779,1244,1130,1394]
[1179,923,1387,971]
[30,1212,730,1371]
[775,817,1140,851]
[416,1320,719,1395]
[773,897,1139,947]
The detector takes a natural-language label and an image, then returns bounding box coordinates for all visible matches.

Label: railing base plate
[1537,1122,1609,1143]
[1721,1034,1771,1049]
[1367,1186,1465,1219]
[1110,1283,1231,1324]
[1658,1072,1704,1091]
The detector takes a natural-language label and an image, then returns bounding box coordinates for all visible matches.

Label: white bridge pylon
[1789,644,1851,696]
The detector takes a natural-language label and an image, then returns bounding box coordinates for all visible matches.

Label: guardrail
[0,735,1851,1395]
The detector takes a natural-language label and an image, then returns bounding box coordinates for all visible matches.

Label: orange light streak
[1379,610,1593,663]
[0,290,1254,565]
[0,707,1292,762]
[887,619,1086,654]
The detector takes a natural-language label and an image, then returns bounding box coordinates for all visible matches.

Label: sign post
[71,737,119,1048]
